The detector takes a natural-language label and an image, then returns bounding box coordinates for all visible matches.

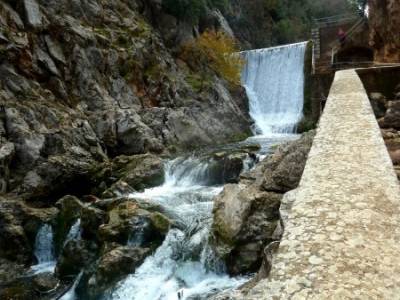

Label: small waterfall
[241,42,307,135]
[163,157,213,188]
[31,224,56,274]
[109,157,246,300]
[59,271,83,300]
[64,219,81,245]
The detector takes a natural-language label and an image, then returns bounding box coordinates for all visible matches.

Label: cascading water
[241,42,307,135]
[108,158,247,300]
[65,42,307,300]
[31,224,56,274]
[64,218,82,245]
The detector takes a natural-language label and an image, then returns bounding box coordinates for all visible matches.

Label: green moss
[227,129,253,143]
[185,73,213,92]
[150,212,171,235]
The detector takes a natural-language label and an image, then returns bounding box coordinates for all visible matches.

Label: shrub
[162,0,229,23]
[162,0,207,23]
[181,30,244,86]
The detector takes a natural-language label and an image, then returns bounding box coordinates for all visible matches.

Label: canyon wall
[368,0,400,62]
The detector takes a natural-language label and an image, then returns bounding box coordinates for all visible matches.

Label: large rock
[383,101,400,129]
[92,154,165,196]
[54,195,85,254]
[0,197,58,263]
[369,92,387,119]
[211,131,315,275]
[80,206,107,240]
[262,130,315,192]
[86,246,151,298]
[55,239,98,279]
[98,200,170,246]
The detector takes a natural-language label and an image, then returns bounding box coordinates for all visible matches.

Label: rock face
[368,0,400,62]
[0,196,58,264]
[85,246,150,298]
[211,131,315,275]
[0,0,251,201]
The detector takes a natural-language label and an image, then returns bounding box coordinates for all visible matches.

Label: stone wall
[246,69,400,299]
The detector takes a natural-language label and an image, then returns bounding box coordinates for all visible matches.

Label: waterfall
[241,42,307,135]
[108,157,247,300]
[31,224,56,274]
[64,219,81,245]
[60,271,83,300]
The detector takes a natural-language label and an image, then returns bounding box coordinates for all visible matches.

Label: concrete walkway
[246,70,400,299]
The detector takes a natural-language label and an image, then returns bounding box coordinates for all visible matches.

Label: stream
[31,42,307,300]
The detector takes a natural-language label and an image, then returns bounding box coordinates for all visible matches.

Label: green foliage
[162,0,228,23]
[162,0,205,22]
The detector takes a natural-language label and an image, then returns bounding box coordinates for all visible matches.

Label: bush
[162,0,229,23]
[162,0,207,22]
[181,30,244,86]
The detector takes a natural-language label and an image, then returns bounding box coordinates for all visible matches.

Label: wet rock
[32,272,59,293]
[383,101,400,129]
[211,131,315,275]
[0,197,58,263]
[369,92,387,119]
[92,154,165,195]
[54,195,85,253]
[98,200,170,246]
[56,239,98,279]
[102,181,135,198]
[86,246,151,298]
[0,279,36,300]
[262,130,315,192]
[212,184,281,275]
[80,206,107,240]
[0,258,27,284]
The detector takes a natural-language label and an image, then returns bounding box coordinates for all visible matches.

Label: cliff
[0,0,251,201]
[368,0,400,62]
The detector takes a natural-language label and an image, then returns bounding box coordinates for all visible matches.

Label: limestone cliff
[368,0,400,62]
[0,0,251,200]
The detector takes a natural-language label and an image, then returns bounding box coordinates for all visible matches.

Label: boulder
[262,130,315,192]
[369,92,387,119]
[55,239,98,279]
[86,246,150,298]
[383,101,400,129]
[212,183,281,275]
[80,206,107,240]
[32,272,59,293]
[54,195,85,254]
[101,181,135,198]
[92,154,165,196]
[98,200,170,246]
[211,131,315,275]
[0,197,58,263]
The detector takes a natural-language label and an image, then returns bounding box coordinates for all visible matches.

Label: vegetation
[180,30,243,87]
[162,0,228,23]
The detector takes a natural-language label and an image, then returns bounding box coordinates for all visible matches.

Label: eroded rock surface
[211,131,315,275]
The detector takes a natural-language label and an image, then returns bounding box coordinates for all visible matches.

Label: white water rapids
[109,158,247,300]
[57,42,308,299]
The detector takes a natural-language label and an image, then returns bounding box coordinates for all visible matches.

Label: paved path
[246,69,400,299]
